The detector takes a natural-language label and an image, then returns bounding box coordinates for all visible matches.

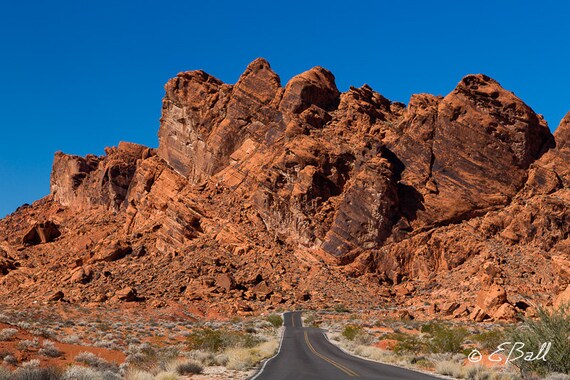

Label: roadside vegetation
[321,305,570,380]
[507,305,570,376]
[0,307,283,379]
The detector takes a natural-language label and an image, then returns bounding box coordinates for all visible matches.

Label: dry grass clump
[435,363,521,380]
[154,372,179,380]
[225,340,278,370]
[123,369,156,380]
[435,360,465,378]
[174,359,203,375]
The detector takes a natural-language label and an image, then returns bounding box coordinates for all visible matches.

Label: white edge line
[321,331,450,380]
[249,312,288,380]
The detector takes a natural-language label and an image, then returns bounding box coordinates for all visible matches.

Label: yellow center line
[292,315,295,327]
[304,331,359,377]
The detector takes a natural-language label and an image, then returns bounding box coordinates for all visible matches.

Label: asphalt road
[251,311,440,380]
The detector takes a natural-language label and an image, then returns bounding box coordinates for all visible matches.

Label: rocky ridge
[1,58,569,320]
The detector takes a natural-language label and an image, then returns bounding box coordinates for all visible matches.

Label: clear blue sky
[1,1,569,218]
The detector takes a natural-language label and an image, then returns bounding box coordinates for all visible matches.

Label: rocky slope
[1,58,568,321]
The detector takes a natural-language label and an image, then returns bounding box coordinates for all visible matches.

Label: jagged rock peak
[280,66,340,114]
[554,111,570,150]
[233,58,281,106]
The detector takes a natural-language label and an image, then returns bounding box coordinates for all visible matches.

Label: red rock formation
[0,59,568,320]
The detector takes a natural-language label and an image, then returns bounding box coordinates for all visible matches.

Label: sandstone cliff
[1,59,568,320]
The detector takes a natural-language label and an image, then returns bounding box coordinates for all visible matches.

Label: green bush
[388,322,468,355]
[334,304,350,313]
[186,328,225,352]
[507,305,570,375]
[186,327,260,352]
[421,322,468,353]
[265,314,283,328]
[393,335,424,355]
[342,325,363,341]
[473,328,506,351]
[12,367,62,380]
[230,331,260,349]
[304,314,320,327]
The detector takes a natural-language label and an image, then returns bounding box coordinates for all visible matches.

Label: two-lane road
[252,311,440,380]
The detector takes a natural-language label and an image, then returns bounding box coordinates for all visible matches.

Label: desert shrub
[175,359,203,375]
[154,372,179,380]
[507,306,570,375]
[0,328,18,341]
[94,340,119,350]
[125,343,179,373]
[124,369,155,380]
[303,314,320,327]
[4,354,18,365]
[214,353,229,366]
[353,330,374,346]
[226,330,261,349]
[62,366,104,380]
[75,351,118,372]
[11,366,62,380]
[464,364,492,380]
[265,314,283,328]
[22,359,40,368]
[31,328,56,339]
[185,349,216,366]
[393,334,424,355]
[17,338,39,351]
[473,328,506,351]
[422,322,468,353]
[342,325,362,341]
[186,328,224,352]
[59,334,81,344]
[185,327,260,352]
[17,322,31,330]
[543,374,570,380]
[39,340,63,358]
[0,367,11,380]
[410,357,433,369]
[334,304,350,313]
[353,345,389,361]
